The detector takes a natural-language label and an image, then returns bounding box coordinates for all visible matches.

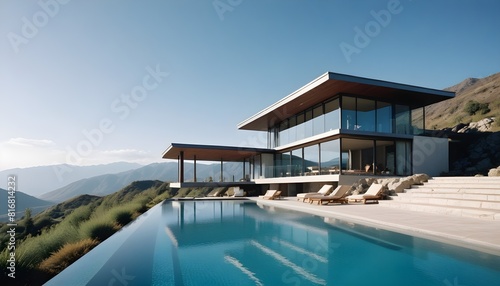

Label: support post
[179,151,184,183]
[220,158,223,182]
[193,155,197,182]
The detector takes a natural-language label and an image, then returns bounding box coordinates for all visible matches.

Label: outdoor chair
[346,183,384,204]
[296,184,333,202]
[308,185,351,205]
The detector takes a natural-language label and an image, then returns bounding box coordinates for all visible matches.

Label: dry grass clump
[38,238,99,274]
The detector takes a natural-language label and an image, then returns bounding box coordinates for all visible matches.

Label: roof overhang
[237,72,455,131]
[162,143,274,161]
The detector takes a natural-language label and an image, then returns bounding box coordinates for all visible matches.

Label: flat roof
[162,143,274,161]
[238,72,455,131]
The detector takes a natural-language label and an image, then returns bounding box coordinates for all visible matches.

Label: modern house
[162,72,455,195]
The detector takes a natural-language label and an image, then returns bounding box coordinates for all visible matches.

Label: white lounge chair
[346,183,384,204]
[308,185,351,205]
[296,185,333,202]
[259,190,279,200]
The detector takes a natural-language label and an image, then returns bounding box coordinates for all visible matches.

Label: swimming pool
[47,200,500,285]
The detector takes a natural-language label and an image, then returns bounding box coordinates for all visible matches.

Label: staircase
[379,176,500,220]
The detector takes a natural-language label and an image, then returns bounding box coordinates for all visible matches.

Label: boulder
[488,166,500,177]
[387,180,412,193]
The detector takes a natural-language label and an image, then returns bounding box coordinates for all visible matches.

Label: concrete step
[413,183,500,189]
[379,200,500,220]
[407,187,500,195]
[430,176,500,182]
[397,192,500,201]
[390,196,500,210]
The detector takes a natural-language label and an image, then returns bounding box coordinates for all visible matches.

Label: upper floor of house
[237,72,455,149]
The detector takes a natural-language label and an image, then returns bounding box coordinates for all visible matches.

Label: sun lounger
[258,190,281,200]
[346,183,384,204]
[296,184,333,202]
[308,185,351,205]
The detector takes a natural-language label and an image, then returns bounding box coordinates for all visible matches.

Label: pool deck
[248,197,500,256]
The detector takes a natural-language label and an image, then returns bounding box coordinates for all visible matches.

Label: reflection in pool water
[47,200,500,285]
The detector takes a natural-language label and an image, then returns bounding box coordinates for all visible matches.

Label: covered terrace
[162,143,275,188]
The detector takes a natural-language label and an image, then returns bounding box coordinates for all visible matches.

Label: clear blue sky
[1,0,499,171]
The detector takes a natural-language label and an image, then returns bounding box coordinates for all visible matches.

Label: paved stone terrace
[249,196,500,256]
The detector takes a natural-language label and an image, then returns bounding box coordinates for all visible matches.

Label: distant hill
[39,194,102,221]
[426,72,500,131]
[39,162,243,202]
[0,189,54,222]
[0,162,142,197]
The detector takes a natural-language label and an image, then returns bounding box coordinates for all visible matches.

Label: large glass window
[312,105,324,136]
[243,159,250,181]
[288,116,297,143]
[279,152,292,177]
[279,120,289,146]
[376,101,392,133]
[296,113,305,141]
[341,96,356,130]
[253,155,261,179]
[320,140,340,174]
[341,138,374,174]
[304,145,320,175]
[291,148,303,176]
[325,98,340,131]
[411,107,424,135]
[396,141,411,175]
[375,140,395,175]
[356,98,375,132]
[395,105,411,134]
[305,110,313,138]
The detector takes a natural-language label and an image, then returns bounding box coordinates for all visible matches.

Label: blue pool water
[47,200,500,285]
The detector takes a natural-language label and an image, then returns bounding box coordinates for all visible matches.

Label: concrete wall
[412,136,449,176]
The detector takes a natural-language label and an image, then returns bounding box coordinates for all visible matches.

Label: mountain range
[0,162,142,197]
[39,161,244,202]
[0,188,53,221]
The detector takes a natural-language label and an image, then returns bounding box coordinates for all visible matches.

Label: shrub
[109,208,134,226]
[465,100,490,115]
[80,216,118,242]
[66,204,94,227]
[38,238,99,274]
[13,222,81,269]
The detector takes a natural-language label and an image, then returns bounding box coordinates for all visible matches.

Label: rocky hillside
[426,72,500,131]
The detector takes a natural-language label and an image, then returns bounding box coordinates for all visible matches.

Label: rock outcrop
[451,131,500,175]
[451,117,496,133]
[488,166,500,176]
[350,174,430,198]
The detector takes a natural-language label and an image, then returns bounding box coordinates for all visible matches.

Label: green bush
[66,204,94,226]
[10,221,81,270]
[80,218,117,242]
[465,100,490,115]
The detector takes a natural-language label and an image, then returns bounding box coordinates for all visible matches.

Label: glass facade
[395,104,411,134]
[356,98,375,132]
[257,138,411,178]
[257,94,431,178]
[376,101,392,133]
[411,107,424,135]
[270,95,426,149]
[324,98,340,131]
[320,140,340,174]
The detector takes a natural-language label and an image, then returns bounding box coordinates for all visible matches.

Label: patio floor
[249,197,500,256]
